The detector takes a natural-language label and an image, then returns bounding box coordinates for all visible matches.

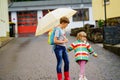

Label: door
[17,11,37,37]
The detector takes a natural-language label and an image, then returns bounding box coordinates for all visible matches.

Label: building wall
[9,0,95,36]
[107,0,120,18]
[92,0,120,20]
[0,0,9,37]
[37,11,43,22]
[11,12,18,37]
[10,6,95,32]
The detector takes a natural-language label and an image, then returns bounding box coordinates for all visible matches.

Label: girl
[67,31,97,80]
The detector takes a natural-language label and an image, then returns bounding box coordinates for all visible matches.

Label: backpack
[48,27,61,45]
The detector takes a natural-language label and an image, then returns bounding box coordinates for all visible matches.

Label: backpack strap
[55,27,61,38]
[51,27,61,53]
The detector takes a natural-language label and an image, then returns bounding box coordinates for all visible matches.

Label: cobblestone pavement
[0,34,120,80]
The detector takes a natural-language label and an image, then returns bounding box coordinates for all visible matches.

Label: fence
[104,26,120,45]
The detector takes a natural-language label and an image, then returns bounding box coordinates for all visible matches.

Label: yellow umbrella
[35,8,77,36]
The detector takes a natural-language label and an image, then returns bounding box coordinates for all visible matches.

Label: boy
[53,16,70,80]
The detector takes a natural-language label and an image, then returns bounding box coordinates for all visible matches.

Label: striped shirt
[68,40,96,61]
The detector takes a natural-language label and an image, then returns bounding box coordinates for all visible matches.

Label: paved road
[0,34,120,80]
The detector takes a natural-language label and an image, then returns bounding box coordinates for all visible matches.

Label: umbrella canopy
[35,8,77,36]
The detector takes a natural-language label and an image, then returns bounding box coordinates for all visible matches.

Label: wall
[107,0,120,18]
[11,12,18,37]
[92,0,120,20]
[0,0,12,48]
[9,0,95,33]
[0,0,9,37]
[37,11,43,22]
[10,6,95,33]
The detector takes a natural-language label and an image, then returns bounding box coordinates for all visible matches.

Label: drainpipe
[103,0,107,43]
[104,0,107,27]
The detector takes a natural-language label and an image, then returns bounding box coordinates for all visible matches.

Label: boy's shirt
[54,27,66,46]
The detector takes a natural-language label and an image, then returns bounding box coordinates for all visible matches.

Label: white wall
[0,0,9,37]
[37,10,43,22]
[11,12,18,37]
[89,7,96,25]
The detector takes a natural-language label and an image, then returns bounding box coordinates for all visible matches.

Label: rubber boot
[64,72,70,80]
[57,73,62,80]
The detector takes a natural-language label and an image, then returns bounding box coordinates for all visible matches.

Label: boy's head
[60,16,69,29]
[76,31,87,42]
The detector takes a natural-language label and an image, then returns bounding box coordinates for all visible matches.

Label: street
[0,34,120,80]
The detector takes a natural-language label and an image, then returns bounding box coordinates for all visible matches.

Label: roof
[10,0,91,7]
[9,0,91,11]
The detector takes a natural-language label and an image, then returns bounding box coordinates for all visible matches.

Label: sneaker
[83,76,88,80]
[79,75,84,80]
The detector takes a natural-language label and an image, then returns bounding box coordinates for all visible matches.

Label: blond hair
[76,31,87,40]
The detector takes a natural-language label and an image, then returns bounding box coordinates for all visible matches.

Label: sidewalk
[104,43,120,56]
[0,37,13,48]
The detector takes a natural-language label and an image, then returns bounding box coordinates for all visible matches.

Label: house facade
[92,0,120,55]
[0,0,9,37]
[92,0,120,20]
[9,0,95,37]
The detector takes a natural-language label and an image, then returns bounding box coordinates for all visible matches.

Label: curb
[0,37,14,48]
[103,44,120,56]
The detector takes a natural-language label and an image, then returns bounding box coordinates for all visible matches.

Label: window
[73,8,89,21]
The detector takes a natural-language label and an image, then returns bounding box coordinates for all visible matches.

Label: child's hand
[64,38,68,43]
[67,48,70,52]
[93,53,98,57]
[61,39,68,44]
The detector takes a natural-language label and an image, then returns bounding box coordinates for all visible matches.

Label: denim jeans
[54,45,69,73]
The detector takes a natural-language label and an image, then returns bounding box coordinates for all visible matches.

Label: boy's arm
[54,37,68,44]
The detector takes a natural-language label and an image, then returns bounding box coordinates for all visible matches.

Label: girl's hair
[60,16,70,24]
[76,31,87,40]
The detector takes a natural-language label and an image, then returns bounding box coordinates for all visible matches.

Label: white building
[9,0,95,37]
[0,0,9,37]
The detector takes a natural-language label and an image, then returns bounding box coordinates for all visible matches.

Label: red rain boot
[57,73,62,80]
[64,72,71,80]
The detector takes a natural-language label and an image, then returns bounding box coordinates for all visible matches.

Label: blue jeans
[54,45,69,73]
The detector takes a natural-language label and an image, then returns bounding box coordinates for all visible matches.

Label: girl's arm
[86,42,97,57]
[67,44,74,52]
